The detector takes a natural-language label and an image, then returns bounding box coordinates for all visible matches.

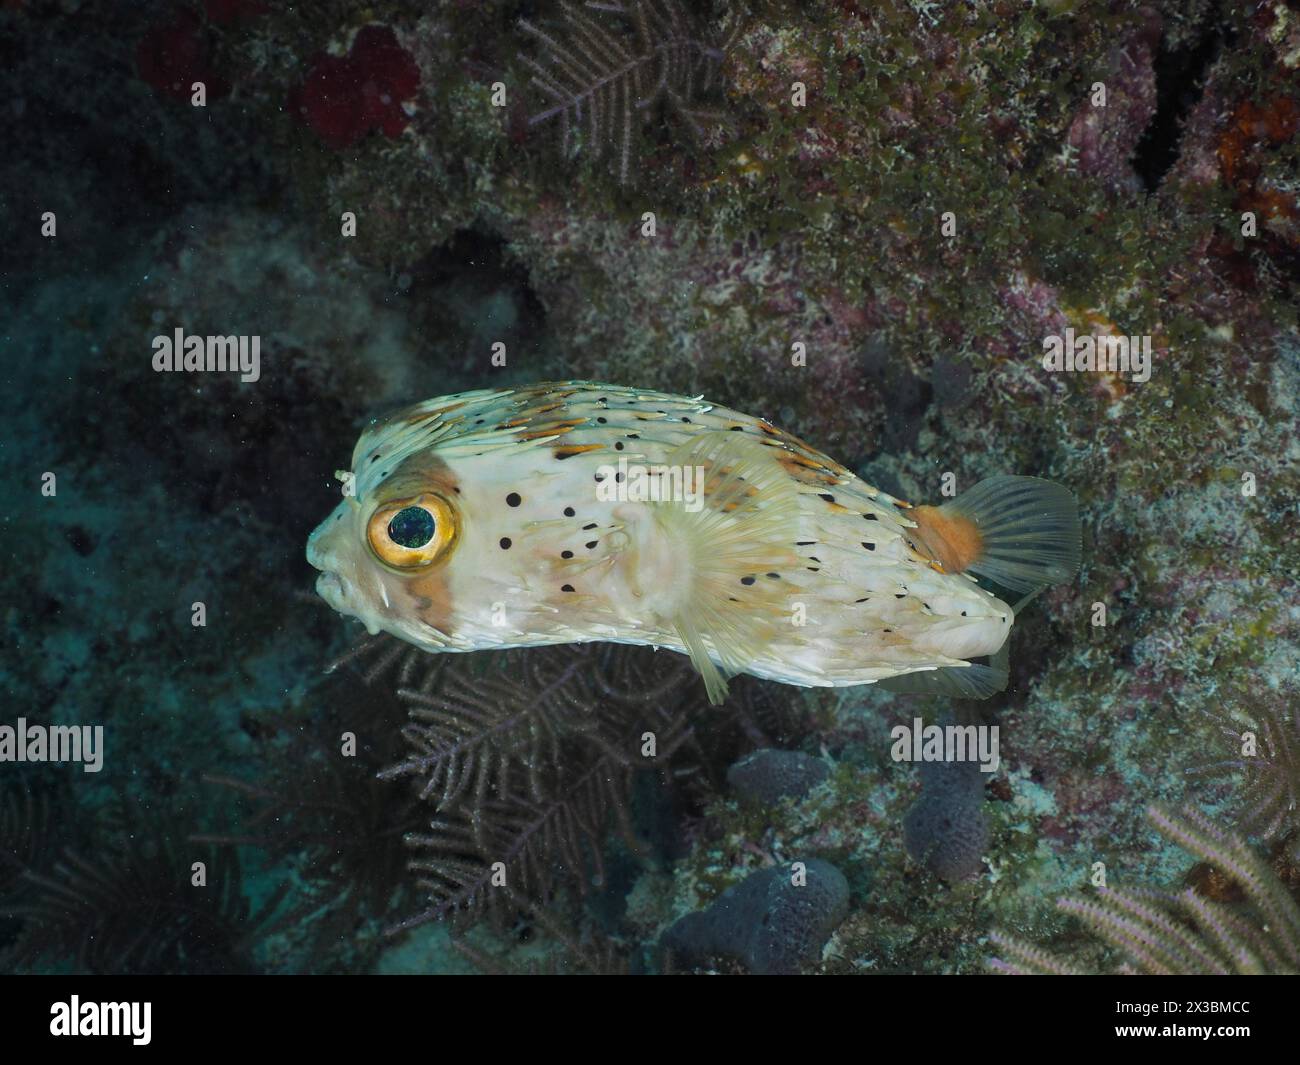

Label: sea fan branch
[519,0,731,184]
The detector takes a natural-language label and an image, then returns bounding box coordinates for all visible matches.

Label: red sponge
[136,8,230,101]
[291,26,421,150]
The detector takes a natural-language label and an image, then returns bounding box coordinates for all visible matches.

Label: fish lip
[315,571,347,611]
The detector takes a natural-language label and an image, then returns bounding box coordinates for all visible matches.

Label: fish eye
[366,494,457,569]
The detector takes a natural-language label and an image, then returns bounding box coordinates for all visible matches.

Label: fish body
[307,382,1079,702]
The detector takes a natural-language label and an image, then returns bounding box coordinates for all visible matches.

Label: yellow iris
[366,494,458,569]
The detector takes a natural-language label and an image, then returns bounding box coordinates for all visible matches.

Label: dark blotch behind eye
[389,506,435,548]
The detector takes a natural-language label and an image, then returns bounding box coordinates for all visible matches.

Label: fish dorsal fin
[652,431,804,704]
[908,475,1080,595]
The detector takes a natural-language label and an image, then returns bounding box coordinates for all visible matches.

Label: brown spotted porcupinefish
[307,382,1080,704]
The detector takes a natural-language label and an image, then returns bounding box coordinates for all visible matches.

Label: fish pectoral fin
[672,610,747,706]
[656,432,803,706]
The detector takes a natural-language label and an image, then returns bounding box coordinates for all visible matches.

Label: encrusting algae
[308,382,1081,704]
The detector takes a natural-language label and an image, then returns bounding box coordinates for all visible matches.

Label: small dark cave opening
[402,228,551,369]
[1132,6,1237,193]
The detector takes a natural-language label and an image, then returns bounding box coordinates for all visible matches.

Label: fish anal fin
[878,635,1011,700]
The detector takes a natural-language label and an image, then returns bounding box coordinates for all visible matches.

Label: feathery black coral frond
[325,633,810,943]
[395,755,637,931]
[519,0,730,184]
[343,639,699,930]
[378,642,696,833]
[1187,687,1300,847]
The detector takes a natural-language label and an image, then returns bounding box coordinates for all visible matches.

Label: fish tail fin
[908,475,1081,596]
[655,432,802,705]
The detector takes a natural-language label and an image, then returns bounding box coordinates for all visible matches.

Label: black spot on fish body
[506,492,522,507]
[500,537,512,549]
[740,576,756,586]
[561,550,574,559]
[564,506,576,517]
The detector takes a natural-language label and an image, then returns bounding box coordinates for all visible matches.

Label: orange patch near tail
[909,504,983,574]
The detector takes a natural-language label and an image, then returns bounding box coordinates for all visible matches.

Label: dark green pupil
[388,506,435,549]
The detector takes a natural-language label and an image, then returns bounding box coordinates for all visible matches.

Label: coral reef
[989,806,1300,975]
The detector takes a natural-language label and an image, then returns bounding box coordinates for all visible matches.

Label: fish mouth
[314,569,383,636]
[315,570,350,614]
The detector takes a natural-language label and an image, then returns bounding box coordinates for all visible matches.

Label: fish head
[307,427,476,649]
[307,393,594,652]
